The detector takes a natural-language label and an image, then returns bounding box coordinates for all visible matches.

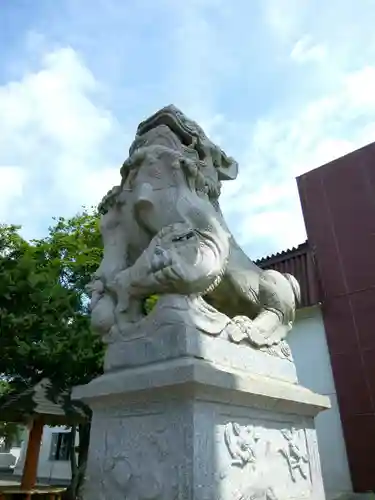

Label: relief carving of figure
[279,428,309,482]
[88,105,300,352]
[224,422,259,468]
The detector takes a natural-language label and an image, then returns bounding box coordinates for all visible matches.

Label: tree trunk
[76,421,91,499]
[64,426,77,500]
[70,426,77,476]
[64,420,91,500]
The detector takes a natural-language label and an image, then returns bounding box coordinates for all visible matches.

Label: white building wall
[289,306,352,499]
[14,425,76,483]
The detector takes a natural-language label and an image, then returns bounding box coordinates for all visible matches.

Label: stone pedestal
[72,329,330,500]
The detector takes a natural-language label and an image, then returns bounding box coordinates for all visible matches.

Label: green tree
[0,379,22,451]
[0,211,104,499]
[143,294,159,315]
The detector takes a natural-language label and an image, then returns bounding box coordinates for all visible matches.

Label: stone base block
[104,325,298,383]
[73,359,330,500]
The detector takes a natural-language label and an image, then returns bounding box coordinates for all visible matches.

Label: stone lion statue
[87,105,300,355]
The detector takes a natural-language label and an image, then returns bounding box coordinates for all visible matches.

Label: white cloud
[221,63,375,259]
[262,0,309,44]
[290,36,327,63]
[0,45,124,238]
[165,0,228,117]
[0,167,26,221]
[2,0,375,261]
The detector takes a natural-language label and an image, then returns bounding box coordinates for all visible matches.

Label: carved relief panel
[217,419,312,500]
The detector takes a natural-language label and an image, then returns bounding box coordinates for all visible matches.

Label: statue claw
[232,316,267,347]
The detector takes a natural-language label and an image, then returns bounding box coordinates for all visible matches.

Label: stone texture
[87,105,302,361]
[73,358,329,500]
[103,325,298,383]
[73,105,330,499]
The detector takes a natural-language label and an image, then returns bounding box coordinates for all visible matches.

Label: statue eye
[172,230,195,242]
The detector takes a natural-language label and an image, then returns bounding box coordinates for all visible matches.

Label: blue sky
[1,0,375,259]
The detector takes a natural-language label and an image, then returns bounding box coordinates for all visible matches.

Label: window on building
[49,432,71,461]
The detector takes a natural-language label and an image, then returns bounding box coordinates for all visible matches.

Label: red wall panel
[297,142,375,491]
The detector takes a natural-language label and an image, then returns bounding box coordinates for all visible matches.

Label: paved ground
[0,479,18,486]
[0,471,53,487]
[0,470,19,486]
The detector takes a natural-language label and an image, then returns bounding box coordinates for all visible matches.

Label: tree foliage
[0,211,104,391]
[143,294,159,315]
[0,210,104,499]
[0,379,22,450]
[0,209,161,498]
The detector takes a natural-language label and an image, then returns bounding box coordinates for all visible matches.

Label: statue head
[99,105,238,239]
[120,105,238,208]
[133,104,238,180]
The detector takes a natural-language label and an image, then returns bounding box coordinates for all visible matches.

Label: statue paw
[226,321,247,343]
[231,316,268,347]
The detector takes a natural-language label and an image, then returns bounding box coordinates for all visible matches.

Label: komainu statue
[88,105,300,357]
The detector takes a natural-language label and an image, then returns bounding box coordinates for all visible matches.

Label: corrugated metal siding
[256,241,321,309]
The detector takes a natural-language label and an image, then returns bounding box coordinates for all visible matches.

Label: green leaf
[0,210,104,391]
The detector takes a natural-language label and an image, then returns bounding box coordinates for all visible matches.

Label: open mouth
[136,104,207,160]
[130,105,239,183]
